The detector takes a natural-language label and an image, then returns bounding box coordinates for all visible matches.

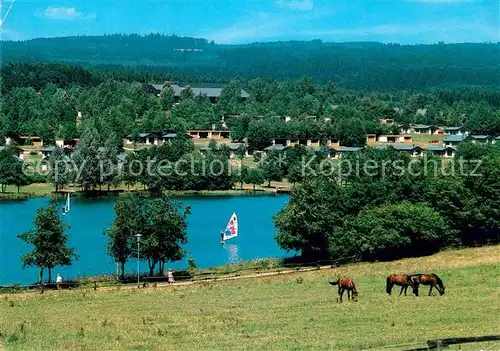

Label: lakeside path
[8,244,499,298]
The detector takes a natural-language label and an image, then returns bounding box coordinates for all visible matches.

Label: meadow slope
[0,246,499,351]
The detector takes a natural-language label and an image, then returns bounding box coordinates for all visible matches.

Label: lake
[0,194,289,285]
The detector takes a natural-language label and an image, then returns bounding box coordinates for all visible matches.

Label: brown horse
[329,277,358,303]
[409,273,445,296]
[386,274,416,296]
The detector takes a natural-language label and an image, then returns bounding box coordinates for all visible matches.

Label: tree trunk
[159,261,165,276]
[240,182,244,190]
[268,180,271,187]
[47,267,52,283]
[55,184,59,192]
[253,184,256,191]
[38,267,44,283]
[148,258,157,276]
[17,185,20,193]
[120,262,125,280]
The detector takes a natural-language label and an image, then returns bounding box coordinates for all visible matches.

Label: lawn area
[411,133,445,148]
[2,183,55,195]
[1,246,499,350]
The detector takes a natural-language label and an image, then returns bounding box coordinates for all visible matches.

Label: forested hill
[2,34,500,90]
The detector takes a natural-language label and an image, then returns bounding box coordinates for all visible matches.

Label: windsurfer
[220,230,225,244]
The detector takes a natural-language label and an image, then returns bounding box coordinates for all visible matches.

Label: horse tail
[386,276,392,294]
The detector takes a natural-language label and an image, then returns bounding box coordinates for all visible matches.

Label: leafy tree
[105,193,190,277]
[335,118,366,147]
[47,146,72,191]
[159,86,175,110]
[72,125,101,191]
[233,165,248,190]
[0,148,26,193]
[260,150,285,187]
[236,144,247,161]
[329,202,453,261]
[18,200,78,283]
[244,168,264,191]
[274,177,345,258]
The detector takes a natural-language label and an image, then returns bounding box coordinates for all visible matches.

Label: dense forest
[1,62,500,147]
[2,34,500,90]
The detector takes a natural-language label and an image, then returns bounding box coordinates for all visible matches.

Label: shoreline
[0,185,291,201]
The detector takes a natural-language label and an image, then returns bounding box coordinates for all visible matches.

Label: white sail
[223,212,238,241]
[63,193,70,215]
[66,193,71,212]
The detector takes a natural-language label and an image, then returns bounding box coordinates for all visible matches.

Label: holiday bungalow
[379,118,395,126]
[377,135,413,144]
[311,146,338,159]
[366,134,377,143]
[188,129,231,140]
[466,135,492,143]
[41,146,55,158]
[427,146,456,158]
[161,133,193,143]
[6,135,44,147]
[263,144,288,155]
[146,83,249,103]
[200,143,248,159]
[375,145,424,157]
[123,133,160,146]
[337,146,362,158]
[443,135,467,147]
[413,125,442,135]
[442,126,463,135]
[55,138,80,149]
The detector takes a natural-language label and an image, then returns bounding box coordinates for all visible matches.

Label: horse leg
[428,285,433,296]
[404,286,408,296]
[339,288,344,303]
[347,289,351,301]
[399,286,404,296]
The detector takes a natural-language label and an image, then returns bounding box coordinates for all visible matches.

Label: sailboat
[62,193,71,216]
[220,212,238,244]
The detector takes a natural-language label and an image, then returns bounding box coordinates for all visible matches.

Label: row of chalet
[262,144,457,159]
[123,130,232,146]
[366,134,413,144]
[443,134,500,147]
[145,82,249,103]
[403,125,464,135]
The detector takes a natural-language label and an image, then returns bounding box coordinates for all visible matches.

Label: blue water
[0,195,289,285]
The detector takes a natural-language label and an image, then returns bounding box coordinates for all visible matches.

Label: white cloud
[276,0,314,11]
[41,6,85,20]
[203,12,286,44]
[300,21,499,43]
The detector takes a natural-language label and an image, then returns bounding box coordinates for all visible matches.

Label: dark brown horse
[409,273,445,296]
[329,277,358,303]
[386,274,416,296]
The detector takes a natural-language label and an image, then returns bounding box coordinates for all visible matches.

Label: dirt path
[96,265,331,293]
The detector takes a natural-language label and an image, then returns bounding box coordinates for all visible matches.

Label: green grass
[1,246,499,350]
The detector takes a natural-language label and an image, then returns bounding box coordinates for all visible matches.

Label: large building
[146,82,250,103]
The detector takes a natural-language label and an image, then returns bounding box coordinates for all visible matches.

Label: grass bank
[0,181,290,200]
[1,246,498,350]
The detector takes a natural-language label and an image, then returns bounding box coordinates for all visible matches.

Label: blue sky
[1,0,498,44]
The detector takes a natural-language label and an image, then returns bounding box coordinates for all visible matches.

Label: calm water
[0,195,289,285]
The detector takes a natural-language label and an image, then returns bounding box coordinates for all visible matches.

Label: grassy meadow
[1,246,499,351]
